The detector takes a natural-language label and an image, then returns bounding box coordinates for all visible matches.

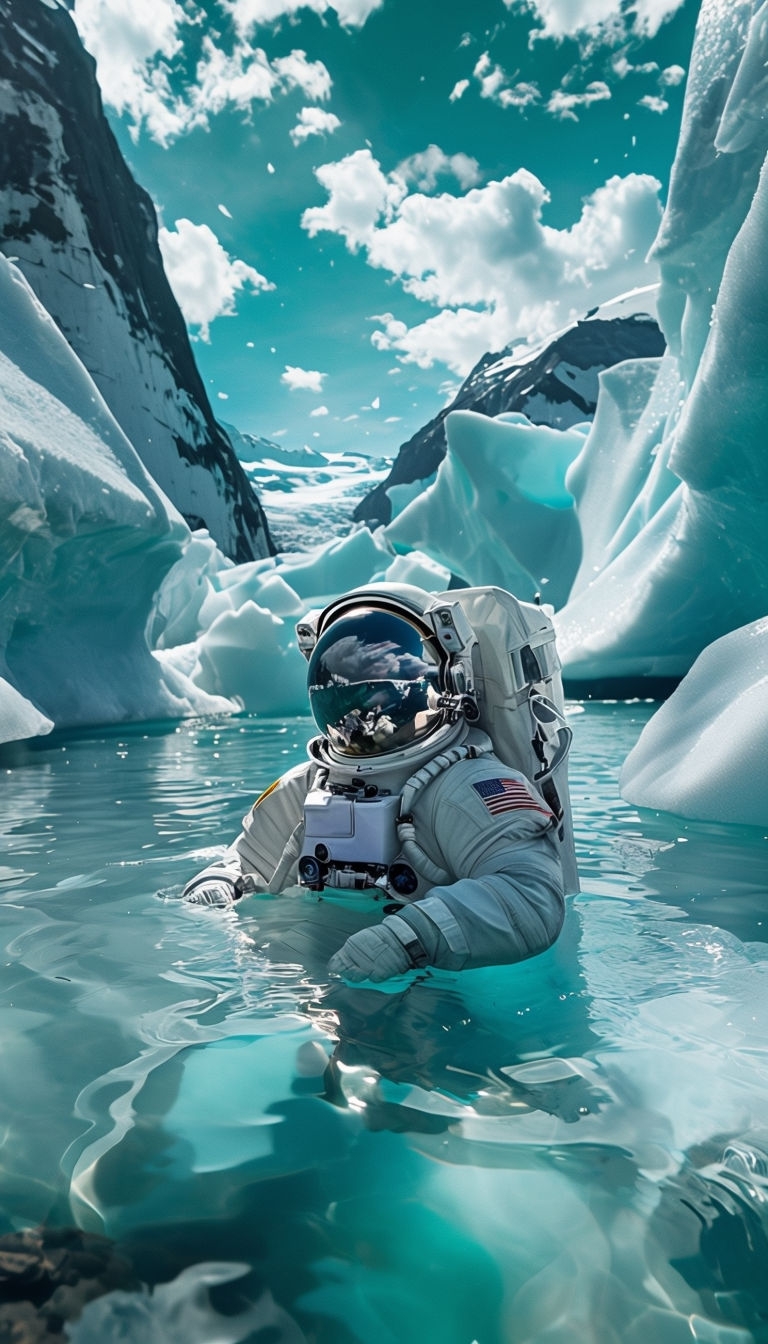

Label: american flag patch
[472,777,552,819]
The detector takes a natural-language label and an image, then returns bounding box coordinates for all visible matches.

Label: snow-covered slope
[0,0,272,563]
[355,305,665,528]
[0,254,232,742]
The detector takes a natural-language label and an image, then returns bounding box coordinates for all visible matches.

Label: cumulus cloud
[158,219,274,339]
[396,145,481,192]
[310,404,329,415]
[74,0,333,145]
[301,144,483,254]
[547,79,611,120]
[371,308,514,373]
[282,366,327,391]
[307,153,663,374]
[302,148,407,250]
[73,0,188,143]
[223,0,384,33]
[503,0,687,44]
[660,63,686,85]
[449,78,470,102]
[290,106,342,144]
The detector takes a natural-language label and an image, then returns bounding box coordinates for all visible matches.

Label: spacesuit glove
[185,878,238,908]
[328,923,418,983]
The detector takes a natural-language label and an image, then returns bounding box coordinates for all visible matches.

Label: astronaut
[182,583,578,984]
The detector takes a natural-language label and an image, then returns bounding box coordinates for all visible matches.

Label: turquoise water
[2,704,768,1343]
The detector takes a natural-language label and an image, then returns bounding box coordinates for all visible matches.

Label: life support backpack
[425,586,580,895]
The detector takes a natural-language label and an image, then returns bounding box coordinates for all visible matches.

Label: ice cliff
[552,0,768,688]
[0,0,272,564]
[0,255,232,741]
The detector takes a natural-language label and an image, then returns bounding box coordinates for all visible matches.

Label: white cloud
[503,0,686,44]
[473,52,507,100]
[74,0,333,145]
[282,366,327,391]
[302,148,407,250]
[158,219,274,340]
[301,145,482,255]
[310,404,329,415]
[73,0,188,143]
[471,53,541,111]
[396,145,481,192]
[449,78,470,102]
[218,203,233,218]
[290,106,342,145]
[638,93,669,113]
[306,154,663,374]
[272,49,333,100]
[547,79,611,120]
[498,81,542,109]
[660,63,686,86]
[223,0,383,34]
[372,307,513,373]
[612,54,659,78]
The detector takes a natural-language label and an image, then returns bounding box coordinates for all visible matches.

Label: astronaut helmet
[302,585,452,759]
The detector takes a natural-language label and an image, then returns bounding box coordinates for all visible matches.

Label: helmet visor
[307,607,444,757]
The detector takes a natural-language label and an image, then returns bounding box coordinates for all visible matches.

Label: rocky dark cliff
[355,312,665,528]
[0,0,273,562]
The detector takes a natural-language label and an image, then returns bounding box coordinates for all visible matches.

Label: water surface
[1,705,767,1342]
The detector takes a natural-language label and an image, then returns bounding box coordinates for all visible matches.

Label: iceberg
[385,409,586,608]
[154,525,452,717]
[554,0,768,684]
[619,618,768,827]
[0,255,233,744]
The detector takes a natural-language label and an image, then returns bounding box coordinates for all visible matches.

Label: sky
[72,0,700,459]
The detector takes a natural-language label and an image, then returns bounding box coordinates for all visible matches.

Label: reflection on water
[1,705,768,1342]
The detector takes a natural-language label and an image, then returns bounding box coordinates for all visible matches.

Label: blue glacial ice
[620,618,768,826]
[0,255,232,739]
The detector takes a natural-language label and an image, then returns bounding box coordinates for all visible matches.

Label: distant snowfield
[241,448,390,552]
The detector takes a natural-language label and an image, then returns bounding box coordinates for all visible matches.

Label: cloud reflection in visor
[307,608,444,757]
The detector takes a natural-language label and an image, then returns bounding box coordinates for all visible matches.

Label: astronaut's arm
[181,762,313,906]
[388,831,565,971]
[329,783,565,981]
[181,835,258,906]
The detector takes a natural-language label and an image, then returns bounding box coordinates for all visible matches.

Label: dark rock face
[355,313,665,528]
[0,0,273,563]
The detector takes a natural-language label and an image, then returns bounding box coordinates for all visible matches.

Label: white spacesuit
[183,583,579,983]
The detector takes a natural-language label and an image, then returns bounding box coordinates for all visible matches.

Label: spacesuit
[182,583,574,983]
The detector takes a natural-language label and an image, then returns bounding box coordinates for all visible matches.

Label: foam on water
[1,705,768,1343]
